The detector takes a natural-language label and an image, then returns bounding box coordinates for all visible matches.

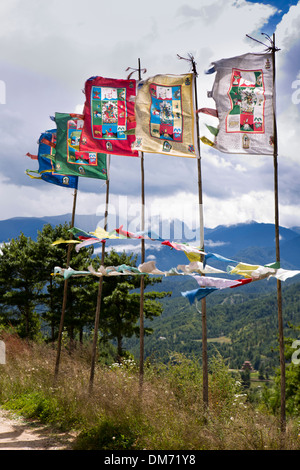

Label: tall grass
[0,332,299,450]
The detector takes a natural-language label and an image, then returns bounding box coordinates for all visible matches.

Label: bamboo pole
[54,187,78,381]
[89,162,110,393]
[271,33,286,435]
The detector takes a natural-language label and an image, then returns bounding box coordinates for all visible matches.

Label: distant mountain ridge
[0,214,300,271]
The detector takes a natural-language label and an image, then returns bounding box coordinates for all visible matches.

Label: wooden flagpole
[271,33,286,435]
[127,59,146,387]
[138,58,146,388]
[126,59,146,387]
[54,187,78,381]
[191,57,208,408]
[246,32,285,434]
[178,53,208,407]
[89,165,110,393]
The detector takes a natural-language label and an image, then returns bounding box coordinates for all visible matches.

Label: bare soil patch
[0,408,75,450]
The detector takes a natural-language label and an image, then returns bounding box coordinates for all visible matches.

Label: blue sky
[0,0,299,233]
[247,0,299,33]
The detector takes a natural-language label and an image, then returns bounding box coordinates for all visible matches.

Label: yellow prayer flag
[91,227,119,239]
[133,74,198,158]
[200,136,215,147]
[185,252,203,263]
[51,238,80,246]
[229,262,260,278]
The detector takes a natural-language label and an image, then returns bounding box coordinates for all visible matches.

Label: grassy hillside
[0,332,299,450]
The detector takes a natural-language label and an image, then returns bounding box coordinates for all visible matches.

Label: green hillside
[1,220,299,379]
[125,279,300,373]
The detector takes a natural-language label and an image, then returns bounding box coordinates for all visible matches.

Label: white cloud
[277,103,300,164]
[0,0,299,232]
[0,175,78,220]
[276,2,300,49]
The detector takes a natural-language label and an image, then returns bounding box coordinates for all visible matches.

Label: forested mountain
[1,214,300,269]
[1,215,300,374]
[124,278,300,373]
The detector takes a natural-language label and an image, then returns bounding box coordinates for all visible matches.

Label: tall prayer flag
[133,73,198,157]
[208,53,274,155]
[79,76,138,157]
[54,113,108,179]
[26,129,79,189]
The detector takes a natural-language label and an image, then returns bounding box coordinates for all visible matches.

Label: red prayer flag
[79,76,139,157]
[26,152,38,160]
[230,278,252,288]
[196,108,218,117]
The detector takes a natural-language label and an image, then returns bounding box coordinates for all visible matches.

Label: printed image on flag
[209,53,274,155]
[133,73,198,157]
[54,113,108,179]
[91,87,127,140]
[26,129,79,189]
[149,84,183,142]
[80,77,139,157]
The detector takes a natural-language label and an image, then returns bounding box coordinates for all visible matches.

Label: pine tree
[100,249,171,360]
[0,233,43,339]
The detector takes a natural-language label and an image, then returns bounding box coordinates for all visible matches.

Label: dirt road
[0,408,74,450]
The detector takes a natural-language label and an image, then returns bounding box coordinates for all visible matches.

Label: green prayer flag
[205,124,219,136]
[54,113,108,180]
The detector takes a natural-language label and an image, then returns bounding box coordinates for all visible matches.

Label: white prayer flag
[209,53,274,155]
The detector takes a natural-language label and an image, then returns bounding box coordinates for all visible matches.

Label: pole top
[125,60,147,80]
[246,33,280,52]
[177,53,198,76]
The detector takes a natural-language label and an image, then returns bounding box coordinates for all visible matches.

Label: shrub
[74,419,138,450]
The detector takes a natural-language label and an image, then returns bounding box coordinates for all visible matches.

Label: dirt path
[0,408,75,450]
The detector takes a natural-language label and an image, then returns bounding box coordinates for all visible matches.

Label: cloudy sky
[0,0,299,234]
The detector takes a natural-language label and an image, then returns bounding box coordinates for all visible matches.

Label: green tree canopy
[0,225,171,359]
[36,223,100,342]
[100,249,171,359]
[0,233,43,338]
